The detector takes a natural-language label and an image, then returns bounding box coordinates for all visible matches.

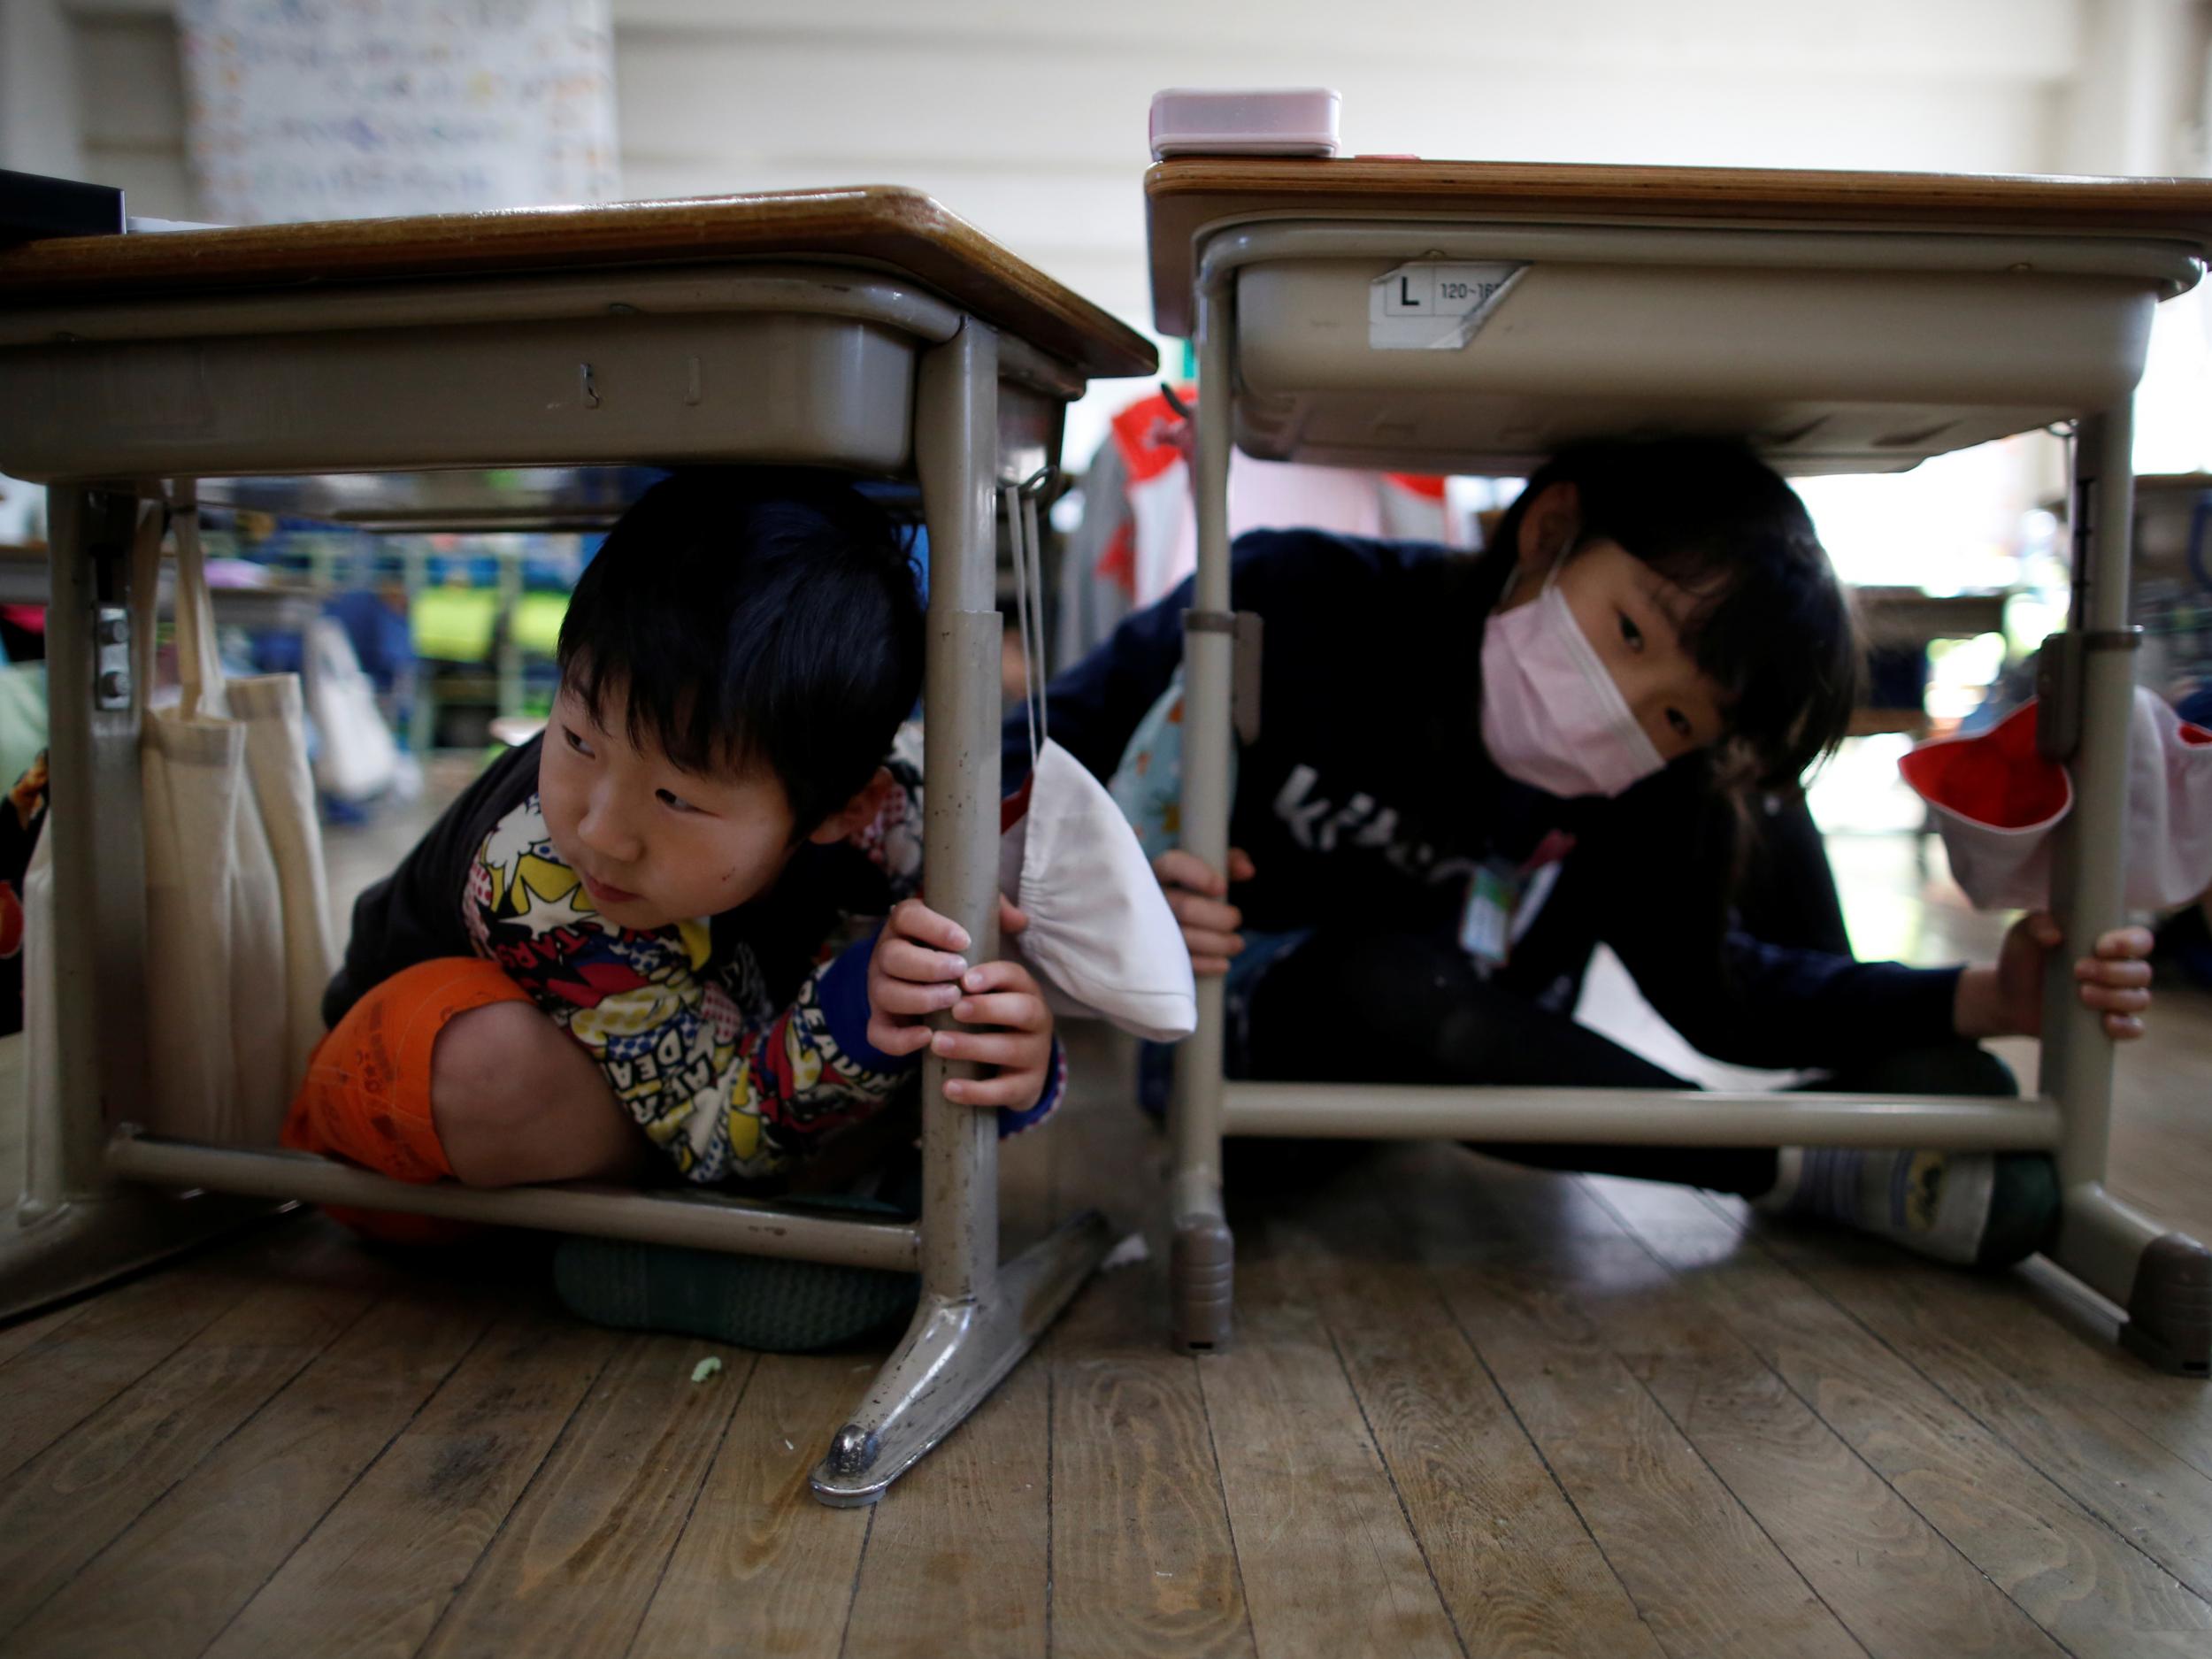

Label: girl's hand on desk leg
[1154,847,1256,977]
[2072,921,2154,1040]
[1954,910,2154,1042]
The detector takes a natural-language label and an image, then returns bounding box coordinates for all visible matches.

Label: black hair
[1482,437,1859,787]
[557,469,925,834]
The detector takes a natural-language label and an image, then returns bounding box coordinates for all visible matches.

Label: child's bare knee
[430,1000,636,1187]
[430,1002,568,1183]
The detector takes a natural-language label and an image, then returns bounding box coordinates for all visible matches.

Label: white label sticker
[1369,261,1525,350]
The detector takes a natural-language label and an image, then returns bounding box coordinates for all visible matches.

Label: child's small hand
[1954,910,2154,1041]
[931,953,1055,1109]
[866,895,1054,1107]
[1154,846,1256,976]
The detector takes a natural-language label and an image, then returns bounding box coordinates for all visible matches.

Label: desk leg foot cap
[2122,1231,2212,1378]
[1171,1217,1233,1355]
[809,1209,1110,1505]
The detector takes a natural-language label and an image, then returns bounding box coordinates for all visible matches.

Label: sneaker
[552,1171,922,1354]
[553,1234,918,1354]
[1757,1148,2059,1268]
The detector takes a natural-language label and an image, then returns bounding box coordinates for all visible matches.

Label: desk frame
[1165,215,2211,1378]
[4,259,1125,1505]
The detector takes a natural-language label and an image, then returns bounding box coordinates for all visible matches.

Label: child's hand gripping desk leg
[1953,910,2155,1044]
[868,894,1060,1118]
[1153,848,1256,978]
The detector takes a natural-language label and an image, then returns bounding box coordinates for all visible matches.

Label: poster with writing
[180,0,619,225]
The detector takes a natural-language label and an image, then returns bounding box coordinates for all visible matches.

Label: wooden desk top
[1147,157,2212,335]
[0,185,1157,383]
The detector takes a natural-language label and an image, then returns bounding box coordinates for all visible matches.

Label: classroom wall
[0,0,84,181]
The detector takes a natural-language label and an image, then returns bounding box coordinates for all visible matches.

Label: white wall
[2058,0,2208,173]
[38,4,186,218]
[0,0,84,179]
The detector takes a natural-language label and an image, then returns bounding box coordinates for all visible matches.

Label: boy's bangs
[551,470,924,831]
[561,637,757,780]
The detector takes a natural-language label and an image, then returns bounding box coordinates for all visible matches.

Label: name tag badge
[1460,861,1522,972]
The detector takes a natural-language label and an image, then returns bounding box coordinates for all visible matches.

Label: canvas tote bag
[131,495,336,1141]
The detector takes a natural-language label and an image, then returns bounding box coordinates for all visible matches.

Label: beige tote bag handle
[128,488,227,721]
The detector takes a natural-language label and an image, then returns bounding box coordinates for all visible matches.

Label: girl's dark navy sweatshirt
[1007,527,1961,1071]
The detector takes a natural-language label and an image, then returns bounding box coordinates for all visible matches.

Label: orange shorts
[284,956,534,1243]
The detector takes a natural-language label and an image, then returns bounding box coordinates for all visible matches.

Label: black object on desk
[0,169,124,245]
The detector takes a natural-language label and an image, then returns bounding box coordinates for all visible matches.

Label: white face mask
[1480,565,1667,799]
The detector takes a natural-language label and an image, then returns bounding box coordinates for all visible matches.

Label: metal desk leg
[495,543,525,720]
[403,541,435,755]
[2044,406,2211,1377]
[1166,280,1237,1354]
[0,486,274,1320]
[810,323,1109,1505]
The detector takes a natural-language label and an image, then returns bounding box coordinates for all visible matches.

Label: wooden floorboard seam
[833,1499,879,1659]
[404,1332,630,1659]
[2085,1390,2212,1485]
[1317,1315,1474,1659]
[1043,1362,1058,1659]
[0,1283,390,1650]
[188,1312,500,1659]
[0,1273,253,1486]
[1579,1179,2100,1659]
[1191,1357,1261,1656]
[1666,1184,2212,1623]
[2005,1257,2212,1486]
[1786,1252,2212,1609]
[1425,1262,1670,1655]
[618,1349,764,1659]
[1620,1356,1882,1659]
[0,1296,91,1368]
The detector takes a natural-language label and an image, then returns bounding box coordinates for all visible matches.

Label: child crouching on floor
[286,471,1060,1347]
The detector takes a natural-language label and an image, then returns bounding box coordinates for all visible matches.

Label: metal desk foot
[2050,1182,2211,1378]
[2120,1233,2212,1377]
[0,1187,288,1320]
[810,1207,1110,1507]
[1170,1170,1233,1353]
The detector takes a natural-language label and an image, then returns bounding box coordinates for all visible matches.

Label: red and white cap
[1900,687,2212,913]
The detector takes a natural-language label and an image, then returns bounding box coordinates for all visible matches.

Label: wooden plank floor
[4,833,2211,1655]
[4,1011,2208,1659]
